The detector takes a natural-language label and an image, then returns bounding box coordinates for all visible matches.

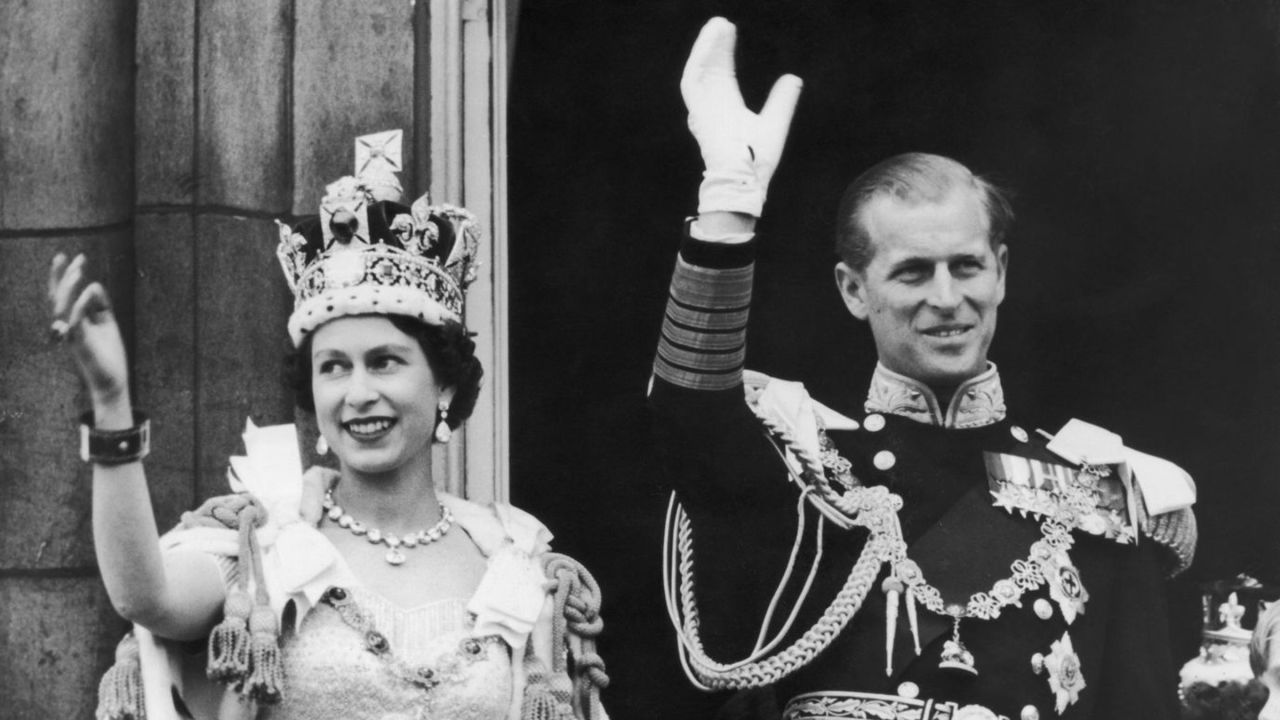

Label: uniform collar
[864,362,1006,428]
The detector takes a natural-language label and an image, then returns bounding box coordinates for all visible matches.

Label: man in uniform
[651,18,1197,720]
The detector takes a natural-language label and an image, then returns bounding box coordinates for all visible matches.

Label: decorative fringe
[521,656,575,720]
[1146,506,1197,577]
[241,604,284,703]
[96,633,145,720]
[207,587,253,682]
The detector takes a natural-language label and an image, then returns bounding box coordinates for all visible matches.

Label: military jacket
[650,235,1194,720]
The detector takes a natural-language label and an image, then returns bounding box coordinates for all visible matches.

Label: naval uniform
[650,236,1196,720]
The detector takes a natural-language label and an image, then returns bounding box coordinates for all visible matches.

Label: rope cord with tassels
[184,493,285,703]
[96,632,144,720]
[96,492,287,720]
[542,553,609,719]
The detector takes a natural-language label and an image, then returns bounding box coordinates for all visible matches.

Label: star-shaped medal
[1043,549,1089,624]
[1043,631,1086,713]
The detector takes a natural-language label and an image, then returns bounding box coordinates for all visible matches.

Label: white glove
[681,17,803,217]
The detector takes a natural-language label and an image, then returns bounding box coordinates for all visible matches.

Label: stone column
[0,1,139,716]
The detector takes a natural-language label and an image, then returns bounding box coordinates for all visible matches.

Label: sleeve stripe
[662,324,746,350]
[654,353,746,391]
[664,310,749,334]
[657,340,745,376]
[651,253,753,391]
[667,294,752,315]
[660,330,745,356]
[655,354,745,376]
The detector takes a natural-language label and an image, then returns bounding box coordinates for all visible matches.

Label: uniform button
[1034,598,1053,620]
[1020,705,1040,720]
[896,681,919,699]
[1010,425,1029,443]
[874,450,896,470]
[864,413,886,432]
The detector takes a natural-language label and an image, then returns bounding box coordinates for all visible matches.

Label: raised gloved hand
[681,17,803,217]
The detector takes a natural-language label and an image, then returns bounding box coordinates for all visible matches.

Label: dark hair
[834,152,1014,272]
[287,315,483,429]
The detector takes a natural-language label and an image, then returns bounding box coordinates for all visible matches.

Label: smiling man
[834,154,1009,398]
[650,18,1198,720]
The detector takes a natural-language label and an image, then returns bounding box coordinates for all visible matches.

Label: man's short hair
[834,153,1014,272]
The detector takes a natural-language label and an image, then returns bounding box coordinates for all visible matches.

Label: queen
[48,133,609,720]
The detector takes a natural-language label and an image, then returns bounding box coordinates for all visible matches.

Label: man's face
[835,187,1008,389]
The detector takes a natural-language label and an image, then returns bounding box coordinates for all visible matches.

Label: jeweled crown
[275,130,481,346]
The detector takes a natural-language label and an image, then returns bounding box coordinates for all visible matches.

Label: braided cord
[542,553,610,717]
[664,488,899,690]
[665,386,1101,689]
[755,392,1097,622]
[662,389,905,690]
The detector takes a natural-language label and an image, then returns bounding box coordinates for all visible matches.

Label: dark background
[508,1,1280,716]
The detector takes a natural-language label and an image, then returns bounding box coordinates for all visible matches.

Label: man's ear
[834,261,870,320]
[995,243,1009,306]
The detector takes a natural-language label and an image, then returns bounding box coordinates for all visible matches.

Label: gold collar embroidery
[864,363,1006,429]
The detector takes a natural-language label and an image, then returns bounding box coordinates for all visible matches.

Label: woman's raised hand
[681,17,803,217]
[48,253,131,410]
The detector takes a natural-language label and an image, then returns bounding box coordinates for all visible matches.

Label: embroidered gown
[263,588,513,720]
[119,476,607,720]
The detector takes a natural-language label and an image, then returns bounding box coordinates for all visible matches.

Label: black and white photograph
[3,1,1280,718]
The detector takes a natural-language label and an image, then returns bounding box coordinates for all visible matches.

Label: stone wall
[0,1,419,716]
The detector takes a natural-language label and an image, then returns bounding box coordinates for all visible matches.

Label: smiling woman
[291,316,483,480]
[309,316,456,496]
[49,133,609,720]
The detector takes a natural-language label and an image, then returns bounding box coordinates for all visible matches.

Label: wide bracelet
[79,411,151,465]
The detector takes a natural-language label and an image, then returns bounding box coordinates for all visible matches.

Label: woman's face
[310,315,452,478]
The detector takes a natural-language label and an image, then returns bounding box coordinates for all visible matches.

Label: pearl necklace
[322,490,454,566]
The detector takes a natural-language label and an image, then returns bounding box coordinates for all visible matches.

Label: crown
[275,130,481,346]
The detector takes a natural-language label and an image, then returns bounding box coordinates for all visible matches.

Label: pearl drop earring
[434,402,452,443]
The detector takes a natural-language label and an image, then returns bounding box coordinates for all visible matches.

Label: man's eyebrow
[886,256,932,272]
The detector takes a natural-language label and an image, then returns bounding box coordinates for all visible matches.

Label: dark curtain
[509,1,1280,716]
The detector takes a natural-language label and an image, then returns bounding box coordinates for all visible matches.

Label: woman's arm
[51,253,226,640]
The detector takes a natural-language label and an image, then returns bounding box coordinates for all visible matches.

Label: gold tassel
[97,633,145,720]
[208,587,252,682]
[521,656,575,720]
[521,686,562,720]
[241,604,284,704]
